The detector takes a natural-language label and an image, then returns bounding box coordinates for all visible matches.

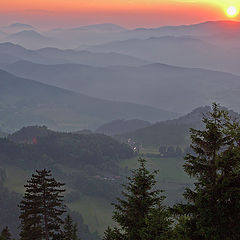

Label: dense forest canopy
[1,126,134,170]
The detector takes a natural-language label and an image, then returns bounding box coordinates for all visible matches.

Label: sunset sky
[0,0,240,29]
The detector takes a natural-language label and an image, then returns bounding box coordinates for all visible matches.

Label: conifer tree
[72,224,79,240]
[106,158,170,240]
[139,202,173,240]
[0,227,12,240]
[19,169,66,240]
[174,103,240,240]
[102,227,115,240]
[63,215,80,240]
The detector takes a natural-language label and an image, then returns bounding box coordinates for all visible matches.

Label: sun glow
[226,6,239,18]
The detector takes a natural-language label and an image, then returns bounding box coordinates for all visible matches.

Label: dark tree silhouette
[174,103,240,240]
[19,169,66,240]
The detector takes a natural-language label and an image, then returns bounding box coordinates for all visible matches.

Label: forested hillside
[0,126,136,238]
[116,106,240,147]
[2,126,134,170]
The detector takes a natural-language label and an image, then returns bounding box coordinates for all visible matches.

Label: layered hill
[0,42,147,67]
[4,30,53,49]
[86,35,240,75]
[128,21,240,38]
[116,106,240,147]
[0,69,175,132]
[4,61,240,113]
[72,23,126,32]
[95,119,151,136]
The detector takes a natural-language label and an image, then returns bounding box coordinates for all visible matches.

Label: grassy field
[119,154,193,204]
[120,156,189,182]
[2,165,32,193]
[1,164,114,236]
[68,196,114,235]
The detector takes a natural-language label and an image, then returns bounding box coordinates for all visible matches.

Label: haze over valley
[1,7,240,239]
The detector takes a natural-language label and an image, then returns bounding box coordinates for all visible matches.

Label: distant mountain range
[1,21,240,72]
[128,20,240,37]
[4,30,53,49]
[85,35,240,75]
[4,60,240,113]
[72,23,126,32]
[1,20,240,49]
[6,23,34,30]
[0,42,148,67]
[1,23,35,36]
[0,69,176,132]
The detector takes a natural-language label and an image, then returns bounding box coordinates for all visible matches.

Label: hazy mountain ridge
[6,23,34,30]
[0,42,148,66]
[72,23,126,32]
[0,69,176,132]
[4,60,240,113]
[130,21,240,36]
[95,119,151,136]
[116,106,240,147]
[1,20,240,49]
[85,35,240,75]
[4,30,53,49]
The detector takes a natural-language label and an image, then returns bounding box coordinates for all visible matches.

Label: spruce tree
[19,169,66,240]
[139,202,173,240]
[0,227,12,240]
[63,215,80,240]
[174,103,240,240]
[72,224,79,240]
[102,227,115,240]
[107,158,170,240]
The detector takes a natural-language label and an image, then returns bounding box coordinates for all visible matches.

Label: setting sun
[226,6,239,17]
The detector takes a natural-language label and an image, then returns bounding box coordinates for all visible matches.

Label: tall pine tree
[174,103,240,240]
[19,169,66,240]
